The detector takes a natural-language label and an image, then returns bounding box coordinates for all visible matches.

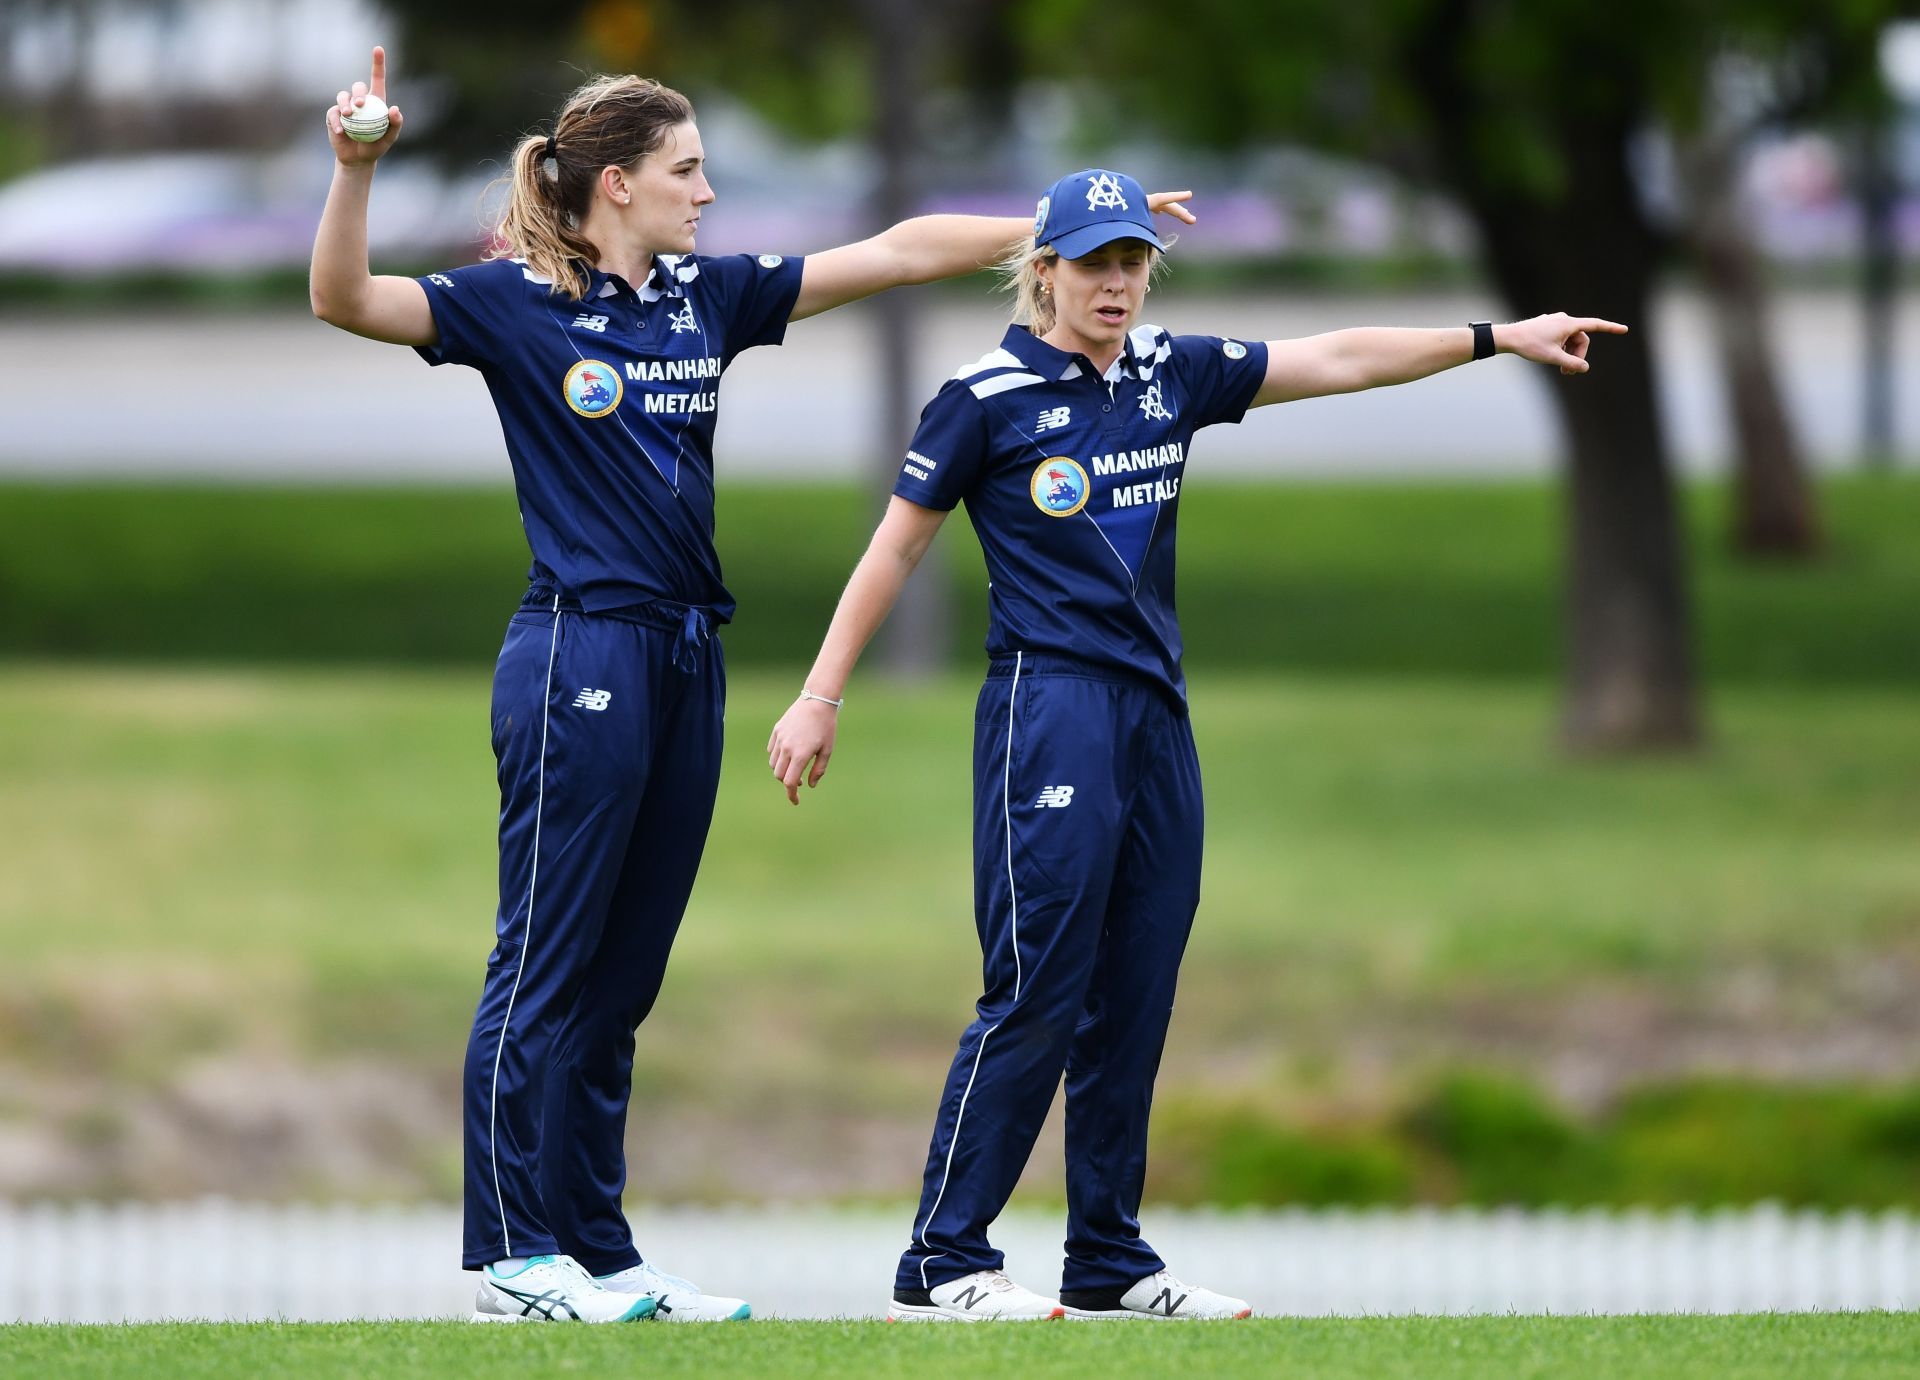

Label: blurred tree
[1671,20,1893,555]
[1024,0,1903,750]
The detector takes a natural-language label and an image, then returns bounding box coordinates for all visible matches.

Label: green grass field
[5,1315,1917,1380]
[2,474,1916,1205]
[3,665,1916,1205]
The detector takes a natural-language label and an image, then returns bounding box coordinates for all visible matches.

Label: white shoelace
[633,1261,700,1296]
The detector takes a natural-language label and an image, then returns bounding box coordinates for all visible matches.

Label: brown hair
[487,75,695,300]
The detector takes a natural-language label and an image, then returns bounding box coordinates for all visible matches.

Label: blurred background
[1,0,1918,1310]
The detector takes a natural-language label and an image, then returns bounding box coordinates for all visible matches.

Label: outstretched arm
[1251,313,1629,407]
[309,46,436,346]
[766,497,950,804]
[789,191,1198,322]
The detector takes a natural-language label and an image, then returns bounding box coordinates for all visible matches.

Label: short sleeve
[700,253,805,363]
[1168,334,1269,430]
[892,380,990,511]
[413,259,526,369]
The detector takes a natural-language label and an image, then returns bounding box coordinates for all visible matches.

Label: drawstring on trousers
[671,606,711,674]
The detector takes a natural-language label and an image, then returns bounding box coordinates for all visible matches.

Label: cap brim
[1047,222,1166,259]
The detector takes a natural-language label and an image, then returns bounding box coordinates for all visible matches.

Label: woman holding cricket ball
[767,167,1625,1321]
[310,47,1199,1324]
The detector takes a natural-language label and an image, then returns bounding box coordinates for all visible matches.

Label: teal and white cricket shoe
[1059,1268,1251,1320]
[596,1260,752,1322]
[471,1254,658,1322]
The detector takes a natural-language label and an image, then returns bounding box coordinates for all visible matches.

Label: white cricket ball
[340,94,390,143]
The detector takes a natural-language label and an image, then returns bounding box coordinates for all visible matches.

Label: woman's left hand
[1499,313,1630,375]
[1147,190,1198,226]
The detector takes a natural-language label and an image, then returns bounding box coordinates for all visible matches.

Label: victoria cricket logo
[1085,172,1128,211]
[1138,380,1172,422]
[572,688,612,711]
[1034,785,1075,809]
[668,301,699,333]
[563,360,622,418]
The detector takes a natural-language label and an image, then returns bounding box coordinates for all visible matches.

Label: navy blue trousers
[462,591,723,1271]
[896,654,1204,1296]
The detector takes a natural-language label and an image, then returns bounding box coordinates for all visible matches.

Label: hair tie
[541,134,559,173]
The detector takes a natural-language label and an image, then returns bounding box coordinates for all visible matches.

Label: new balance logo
[668,302,699,333]
[572,313,609,333]
[1036,406,1072,432]
[572,689,612,711]
[1033,785,1075,809]
[1138,380,1172,422]
[1147,1286,1188,1316]
[950,1285,988,1311]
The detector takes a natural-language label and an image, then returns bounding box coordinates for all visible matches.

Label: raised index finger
[370,45,387,102]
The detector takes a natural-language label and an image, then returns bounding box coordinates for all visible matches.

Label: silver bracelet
[799,689,844,709]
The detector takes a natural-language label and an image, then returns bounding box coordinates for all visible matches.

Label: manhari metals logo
[564,360,623,418]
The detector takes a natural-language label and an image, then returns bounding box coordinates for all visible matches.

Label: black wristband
[1470,321,1496,361]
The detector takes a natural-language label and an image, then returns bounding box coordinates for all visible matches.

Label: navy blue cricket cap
[1031,168,1165,259]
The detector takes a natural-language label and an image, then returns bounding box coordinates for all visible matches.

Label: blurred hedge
[1152,1075,1920,1210]
[1,475,1915,684]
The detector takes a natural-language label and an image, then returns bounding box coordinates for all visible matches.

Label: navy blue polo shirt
[415,251,804,619]
[893,323,1268,699]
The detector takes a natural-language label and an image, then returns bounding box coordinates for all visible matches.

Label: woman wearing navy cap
[769,167,1625,1321]
[312,50,1199,1325]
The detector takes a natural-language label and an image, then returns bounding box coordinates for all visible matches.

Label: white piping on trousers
[486,593,561,1257]
[1005,651,1023,1001]
[915,1023,998,1289]
[913,651,1026,1287]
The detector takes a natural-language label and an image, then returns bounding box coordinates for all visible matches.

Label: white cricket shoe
[596,1260,752,1322]
[1060,1268,1251,1320]
[471,1253,658,1323]
[888,1269,1066,1322]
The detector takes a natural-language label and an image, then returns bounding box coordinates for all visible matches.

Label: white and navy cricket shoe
[888,1270,1066,1322]
[596,1260,752,1322]
[471,1254,657,1323]
[1060,1268,1251,1320]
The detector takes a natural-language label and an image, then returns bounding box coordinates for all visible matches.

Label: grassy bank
[1,475,1916,685]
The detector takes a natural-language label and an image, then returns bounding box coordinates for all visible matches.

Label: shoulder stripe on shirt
[969,371,1047,400]
[953,347,1026,380]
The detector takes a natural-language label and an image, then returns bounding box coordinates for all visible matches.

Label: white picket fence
[2,1200,1915,1322]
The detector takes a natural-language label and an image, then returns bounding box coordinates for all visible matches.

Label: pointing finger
[371,45,388,102]
[1580,318,1629,334]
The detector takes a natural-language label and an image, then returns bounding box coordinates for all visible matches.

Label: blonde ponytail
[484,75,696,301]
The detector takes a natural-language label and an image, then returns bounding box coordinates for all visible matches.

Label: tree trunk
[1405,42,1703,751]
[863,0,949,677]
[1679,129,1822,559]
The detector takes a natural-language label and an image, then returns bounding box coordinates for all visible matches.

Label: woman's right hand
[768,697,841,806]
[326,46,403,166]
